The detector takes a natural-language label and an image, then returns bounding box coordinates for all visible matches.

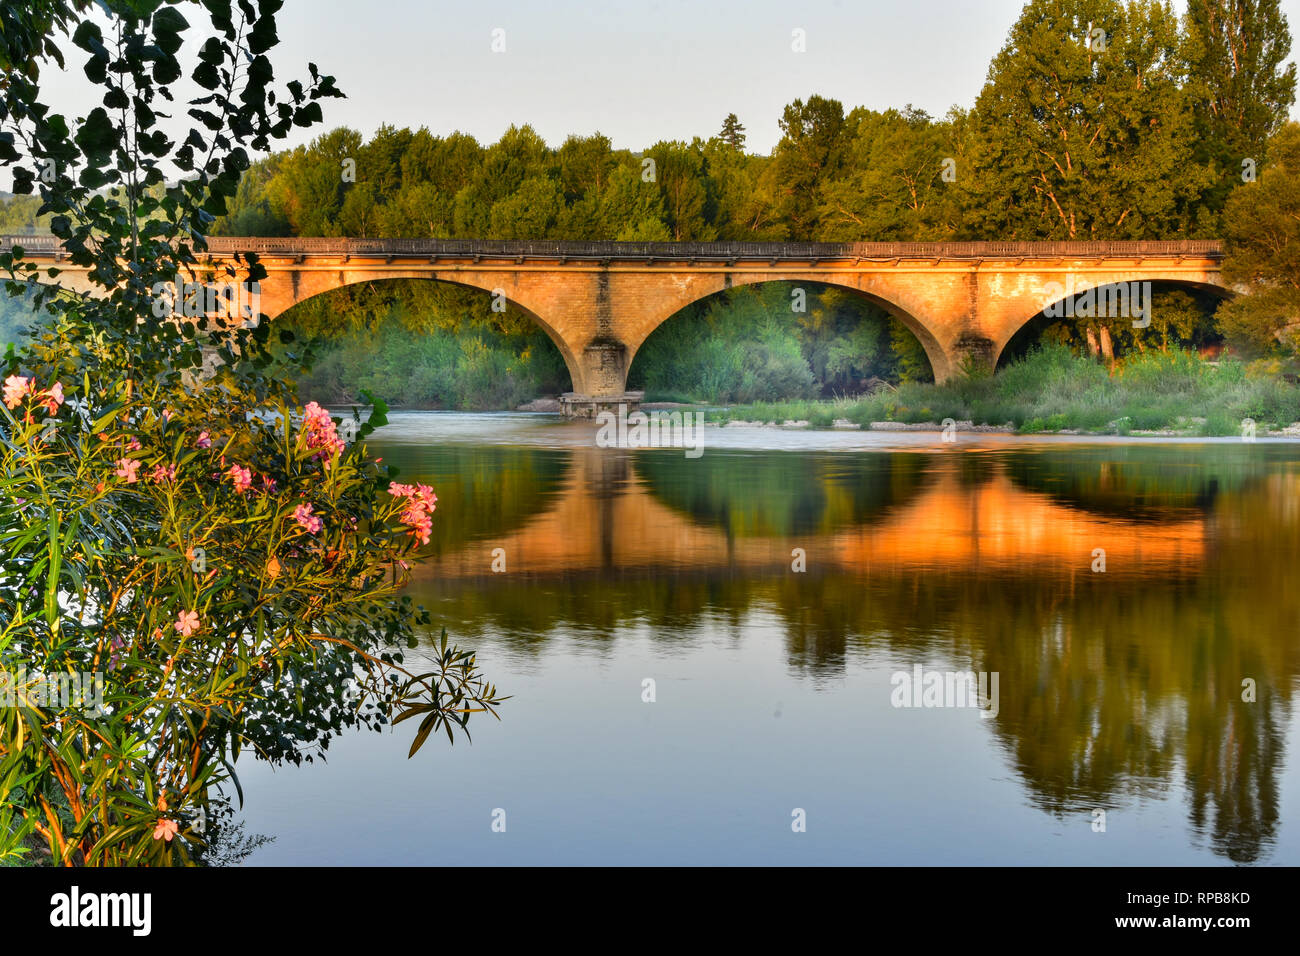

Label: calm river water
[236,411,1300,865]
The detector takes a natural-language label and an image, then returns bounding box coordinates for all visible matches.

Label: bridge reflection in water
[382,439,1300,864]
[413,449,1209,580]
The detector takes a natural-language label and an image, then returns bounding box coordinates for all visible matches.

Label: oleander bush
[0,0,501,866]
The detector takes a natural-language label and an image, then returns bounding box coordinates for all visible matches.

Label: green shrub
[1199,409,1241,436]
[807,406,835,428]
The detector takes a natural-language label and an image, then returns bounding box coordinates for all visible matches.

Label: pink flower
[227,464,252,493]
[195,430,211,449]
[3,375,30,410]
[389,482,437,546]
[292,502,323,534]
[115,458,141,483]
[150,463,178,484]
[161,408,172,422]
[300,401,346,462]
[106,635,128,672]
[174,610,200,637]
[259,474,277,494]
[152,819,180,842]
[126,437,142,451]
[40,381,64,415]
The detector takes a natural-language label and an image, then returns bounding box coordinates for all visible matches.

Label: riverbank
[657,346,1300,437]
[699,416,1300,437]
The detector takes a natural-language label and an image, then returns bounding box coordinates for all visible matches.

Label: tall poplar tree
[1185,0,1297,212]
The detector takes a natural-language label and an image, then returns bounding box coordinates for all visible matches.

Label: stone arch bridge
[3,236,1226,414]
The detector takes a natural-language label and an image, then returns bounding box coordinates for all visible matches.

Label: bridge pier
[556,338,643,418]
[559,391,645,419]
[581,339,629,392]
[948,333,998,377]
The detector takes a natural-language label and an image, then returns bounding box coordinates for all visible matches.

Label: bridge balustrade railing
[194,238,1226,259]
[0,235,1224,260]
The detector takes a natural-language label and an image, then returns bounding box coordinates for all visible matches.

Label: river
[234,411,1300,865]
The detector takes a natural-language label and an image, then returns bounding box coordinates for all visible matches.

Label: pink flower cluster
[4,376,63,414]
[227,464,252,493]
[389,482,437,546]
[301,402,346,462]
[2,375,29,409]
[293,502,322,534]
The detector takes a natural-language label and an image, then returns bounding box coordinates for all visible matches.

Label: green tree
[1216,122,1300,356]
[1185,0,1297,210]
[819,106,965,240]
[400,129,483,200]
[359,123,413,198]
[599,164,671,240]
[474,124,553,208]
[380,181,454,237]
[645,140,716,240]
[0,195,51,234]
[557,132,616,203]
[719,113,746,151]
[965,0,1215,239]
[489,175,563,238]
[703,141,783,240]
[267,127,362,235]
[213,153,291,236]
[770,95,847,238]
[339,179,381,236]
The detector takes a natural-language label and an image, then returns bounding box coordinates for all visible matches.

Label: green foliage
[1217,121,1300,357]
[718,343,1300,433]
[0,194,50,234]
[1185,0,1297,211]
[965,0,1217,240]
[770,95,848,237]
[270,281,569,409]
[629,282,931,403]
[718,113,746,151]
[819,106,966,241]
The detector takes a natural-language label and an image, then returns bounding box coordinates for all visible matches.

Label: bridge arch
[623,272,950,386]
[987,276,1234,370]
[259,272,582,395]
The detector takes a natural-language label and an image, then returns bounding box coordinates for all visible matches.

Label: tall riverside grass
[708,345,1300,432]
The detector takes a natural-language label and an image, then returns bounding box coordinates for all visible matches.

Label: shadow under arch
[996,279,1234,371]
[627,276,941,390]
[268,275,580,395]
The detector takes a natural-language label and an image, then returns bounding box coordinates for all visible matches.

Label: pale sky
[231,0,1300,153]
[23,0,1300,162]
